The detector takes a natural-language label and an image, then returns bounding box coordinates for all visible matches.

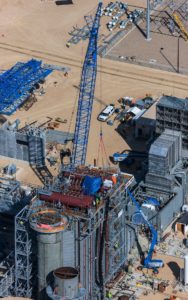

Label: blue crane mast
[127,189,164,273]
[71,2,103,167]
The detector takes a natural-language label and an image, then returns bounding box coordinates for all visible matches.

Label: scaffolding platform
[0,251,14,297]
[0,59,53,115]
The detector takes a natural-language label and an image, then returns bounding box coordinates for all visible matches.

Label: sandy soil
[0,0,187,184]
[139,253,188,300]
[0,156,47,186]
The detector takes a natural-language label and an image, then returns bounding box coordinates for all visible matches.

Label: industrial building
[0,1,188,300]
[0,129,187,299]
[0,119,74,187]
[134,102,156,140]
[127,129,187,239]
[0,166,135,299]
[156,95,188,151]
[0,120,45,165]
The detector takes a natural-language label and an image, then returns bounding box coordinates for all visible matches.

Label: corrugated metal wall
[159,186,183,231]
[61,230,75,267]
[0,129,46,163]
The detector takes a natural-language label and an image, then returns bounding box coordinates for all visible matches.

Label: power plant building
[0,130,187,299]
[127,129,187,238]
[156,95,188,151]
[13,167,135,300]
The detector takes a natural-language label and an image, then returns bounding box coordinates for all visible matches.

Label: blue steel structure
[0,59,52,115]
[127,189,164,272]
[71,2,103,167]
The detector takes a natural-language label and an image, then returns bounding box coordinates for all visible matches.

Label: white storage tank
[54,267,79,298]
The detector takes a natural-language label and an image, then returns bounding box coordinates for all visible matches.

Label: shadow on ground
[167,261,180,280]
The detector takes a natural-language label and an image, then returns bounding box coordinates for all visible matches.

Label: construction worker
[112,174,117,185]
[19,220,24,226]
[94,193,100,207]
[106,290,112,299]
[114,241,119,250]
[96,196,100,207]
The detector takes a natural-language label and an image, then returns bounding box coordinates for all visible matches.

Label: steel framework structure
[0,252,14,297]
[15,206,32,297]
[0,59,52,115]
[71,2,102,166]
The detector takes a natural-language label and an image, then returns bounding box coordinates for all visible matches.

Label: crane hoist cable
[63,39,85,152]
[97,130,110,167]
[63,93,77,151]
[96,48,110,167]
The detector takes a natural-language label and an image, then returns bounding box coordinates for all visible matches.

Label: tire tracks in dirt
[0,41,188,92]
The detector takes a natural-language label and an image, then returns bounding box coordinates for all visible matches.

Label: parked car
[97,104,115,122]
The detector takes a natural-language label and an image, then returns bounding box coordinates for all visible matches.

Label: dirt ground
[138,254,188,300]
[0,0,188,185]
[108,0,188,74]
[132,254,188,300]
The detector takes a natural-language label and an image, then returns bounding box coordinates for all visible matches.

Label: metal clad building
[156,95,188,149]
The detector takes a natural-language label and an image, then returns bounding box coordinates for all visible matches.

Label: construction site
[0,0,188,300]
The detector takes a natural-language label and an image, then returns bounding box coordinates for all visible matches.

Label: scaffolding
[0,252,14,297]
[15,206,32,298]
[38,167,134,299]
[0,59,52,115]
[0,178,21,213]
[105,183,127,283]
[8,167,135,299]
[66,16,94,46]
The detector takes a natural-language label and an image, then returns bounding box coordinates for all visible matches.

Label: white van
[97,104,115,122]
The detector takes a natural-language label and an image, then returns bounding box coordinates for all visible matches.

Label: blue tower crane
[71,2,103,167]
[127,189,164,273]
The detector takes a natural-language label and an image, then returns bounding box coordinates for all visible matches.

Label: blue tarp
[82,176,102,196]
[145,197,160,206]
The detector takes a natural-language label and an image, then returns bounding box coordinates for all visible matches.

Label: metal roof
[157,95,188,111]
[149,142,169,157]
[127,106,141,115]
[149,133,174,157]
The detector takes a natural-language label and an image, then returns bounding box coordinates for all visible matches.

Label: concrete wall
[0,130,29,161]
[37,232,62,299]
[0,129,45,163]
[159,186,183,233]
